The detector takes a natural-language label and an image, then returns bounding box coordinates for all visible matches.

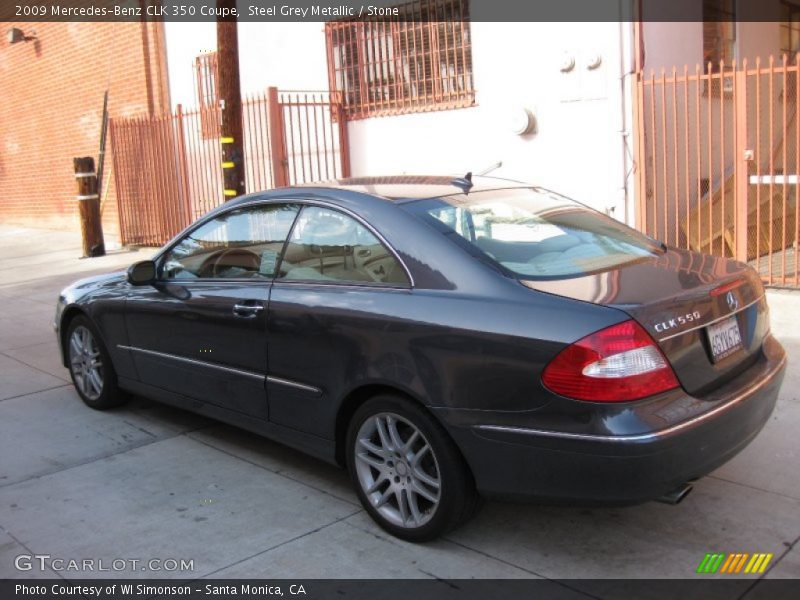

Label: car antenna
[452,172,473,194]
[477,161,502,176]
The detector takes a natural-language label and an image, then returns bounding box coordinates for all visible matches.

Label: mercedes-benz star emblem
[726,290,739,311]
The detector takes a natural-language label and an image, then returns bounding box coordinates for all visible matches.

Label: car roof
[294,175,530,201]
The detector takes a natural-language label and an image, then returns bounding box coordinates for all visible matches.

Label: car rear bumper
[437,335,786,503]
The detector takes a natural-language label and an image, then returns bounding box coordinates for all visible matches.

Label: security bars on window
[325,0,475,120]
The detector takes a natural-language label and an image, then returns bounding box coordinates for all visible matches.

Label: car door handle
[233,302,264,318]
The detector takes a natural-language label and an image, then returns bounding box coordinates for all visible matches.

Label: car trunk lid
[522,248,769,396]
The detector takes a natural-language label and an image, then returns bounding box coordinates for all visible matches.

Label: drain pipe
[616,0,638,226]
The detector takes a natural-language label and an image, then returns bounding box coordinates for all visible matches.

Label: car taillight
[542,320,680,402]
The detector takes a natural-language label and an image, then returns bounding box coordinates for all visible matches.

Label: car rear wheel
[66,316,127,410]
[346,395,479,541]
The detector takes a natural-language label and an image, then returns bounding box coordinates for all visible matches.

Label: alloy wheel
[68,325,104,401]
[354,412,442,529]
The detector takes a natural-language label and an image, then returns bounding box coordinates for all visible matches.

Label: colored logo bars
[696,553,773,574]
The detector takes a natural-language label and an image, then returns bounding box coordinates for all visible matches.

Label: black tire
[346,394,479,542]
[65,315,127,410]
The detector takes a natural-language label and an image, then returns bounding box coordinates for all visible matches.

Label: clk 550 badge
[654,311,702,333]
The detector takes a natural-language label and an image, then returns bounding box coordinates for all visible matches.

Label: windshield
[401,187,662,280]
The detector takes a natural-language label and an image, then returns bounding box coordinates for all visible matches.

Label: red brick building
[0,21,169,237]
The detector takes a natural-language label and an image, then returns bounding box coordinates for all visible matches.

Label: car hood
[60,270,127,303]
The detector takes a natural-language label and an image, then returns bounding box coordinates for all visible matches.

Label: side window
[161,204,300,280]
[429,205,475,240]
[278,206,409,286]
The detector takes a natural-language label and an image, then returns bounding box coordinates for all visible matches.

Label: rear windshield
[401,187,662,280]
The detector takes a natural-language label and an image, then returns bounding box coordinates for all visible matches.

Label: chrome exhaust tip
[656,483,693,505]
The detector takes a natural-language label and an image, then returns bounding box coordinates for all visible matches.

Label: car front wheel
[66,315,127,410]
[346,395,479,541]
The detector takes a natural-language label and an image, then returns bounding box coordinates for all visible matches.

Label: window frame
[156,202,303,283]
[274,203,414,289]
[702,0,736,73]
[325,0,475,120]
[153,199,414,289]
[781,1,800,59]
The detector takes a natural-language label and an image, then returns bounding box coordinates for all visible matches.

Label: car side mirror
[127,260,157,286]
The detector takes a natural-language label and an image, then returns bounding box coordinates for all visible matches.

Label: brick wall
[0,21,169,240]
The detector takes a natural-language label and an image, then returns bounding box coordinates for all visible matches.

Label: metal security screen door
[635,56,800,287]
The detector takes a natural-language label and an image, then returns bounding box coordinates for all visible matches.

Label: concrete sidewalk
[0,225,798,596]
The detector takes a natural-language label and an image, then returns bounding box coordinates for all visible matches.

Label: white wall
[642,22,701,74]
[164,19,632,218]
[739,21,781,65]
[642,3,784,73]
[347,21,631,218]
[164,21,329,106]
[164,21,217,108]
[237,22,329,92]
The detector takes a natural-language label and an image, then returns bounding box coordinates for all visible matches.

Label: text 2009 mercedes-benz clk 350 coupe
[55,176,786,541]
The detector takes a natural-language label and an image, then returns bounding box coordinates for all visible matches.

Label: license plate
[706,316,743,362]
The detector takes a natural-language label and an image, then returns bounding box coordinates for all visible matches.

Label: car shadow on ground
[114,390,800,582]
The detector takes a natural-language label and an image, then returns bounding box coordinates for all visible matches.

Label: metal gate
[635,56,800,287]
[110,89,349,246]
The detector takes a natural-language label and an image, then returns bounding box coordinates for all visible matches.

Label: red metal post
[266,87,289,188]
[175,105,193,228]
[335,92,351,178]
[734,63,749,262]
